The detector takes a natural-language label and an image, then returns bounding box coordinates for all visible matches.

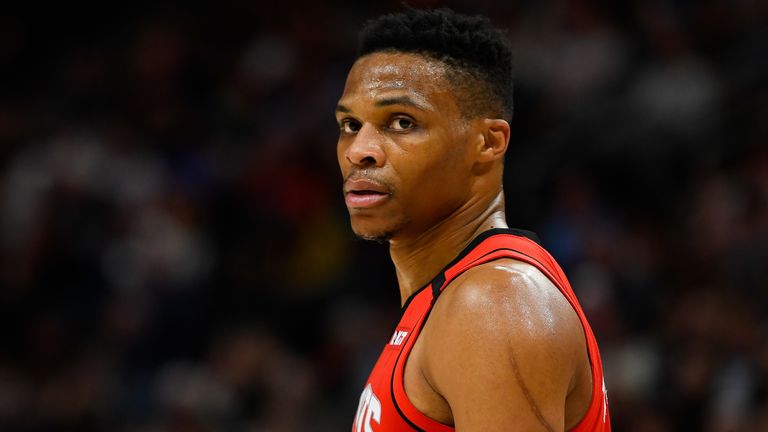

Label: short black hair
[358,8,513,121]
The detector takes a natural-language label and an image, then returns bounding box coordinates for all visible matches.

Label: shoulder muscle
[422,259,584,430]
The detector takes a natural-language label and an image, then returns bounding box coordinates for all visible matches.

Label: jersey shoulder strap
[430,228,569,301]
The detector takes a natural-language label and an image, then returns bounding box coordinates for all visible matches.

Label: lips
[344,178,391,209]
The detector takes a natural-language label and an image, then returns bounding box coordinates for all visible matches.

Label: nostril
[348,152,378,166]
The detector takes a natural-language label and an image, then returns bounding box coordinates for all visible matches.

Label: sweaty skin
[337,52,593,430]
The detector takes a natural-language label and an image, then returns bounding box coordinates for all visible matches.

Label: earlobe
[477,119,510,163]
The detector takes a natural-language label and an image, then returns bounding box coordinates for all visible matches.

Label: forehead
[340,52,454,108]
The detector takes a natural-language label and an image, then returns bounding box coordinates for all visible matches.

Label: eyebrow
[335,95,434,114]
[374,96,432,111]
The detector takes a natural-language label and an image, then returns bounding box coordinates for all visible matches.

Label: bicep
[442,337,569,431]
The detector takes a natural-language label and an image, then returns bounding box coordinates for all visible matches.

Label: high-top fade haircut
[358,8,514,121]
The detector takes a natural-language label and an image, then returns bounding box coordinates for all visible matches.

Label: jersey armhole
[389,289,455,432]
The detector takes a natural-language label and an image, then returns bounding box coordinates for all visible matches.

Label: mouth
[345,189,390,208]
[344,178,392,209]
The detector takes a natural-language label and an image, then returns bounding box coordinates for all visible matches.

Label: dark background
[0,1,766,431]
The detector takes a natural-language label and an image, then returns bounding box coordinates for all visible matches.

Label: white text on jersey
[389,330,408,346]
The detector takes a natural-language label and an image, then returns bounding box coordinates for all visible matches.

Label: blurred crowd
[0,1,766,431]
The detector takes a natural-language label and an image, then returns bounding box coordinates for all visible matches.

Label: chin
[351,224,395,243]
[350,216,409,243]
[355,231,393,244]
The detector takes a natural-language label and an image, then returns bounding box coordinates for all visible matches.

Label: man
[336,8,610,431]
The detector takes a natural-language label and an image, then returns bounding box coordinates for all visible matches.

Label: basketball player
[336,9,610,431]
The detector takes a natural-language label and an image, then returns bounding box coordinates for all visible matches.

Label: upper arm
[422,260,584,431]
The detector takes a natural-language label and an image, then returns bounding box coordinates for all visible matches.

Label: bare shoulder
[428,258,583,350]
[419,258,588,429]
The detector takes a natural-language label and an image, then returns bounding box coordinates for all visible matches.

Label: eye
[340,119,361,134]
[388,116,415,131]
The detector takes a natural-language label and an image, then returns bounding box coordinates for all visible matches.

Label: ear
[475,119,510,163]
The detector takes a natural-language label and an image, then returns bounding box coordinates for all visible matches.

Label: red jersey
[352,228,610,431]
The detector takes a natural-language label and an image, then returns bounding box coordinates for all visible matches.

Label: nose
[345,123,386,168]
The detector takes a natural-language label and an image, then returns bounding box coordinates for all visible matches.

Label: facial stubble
[351,213,411,244]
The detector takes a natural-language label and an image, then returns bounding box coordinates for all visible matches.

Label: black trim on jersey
[429,228,540,300]
[400,284,430,316]
[430,274,446,304]
[390,330,429,432]
[399,228,539,314]
[468,247,547,278]
[429,246,551,306]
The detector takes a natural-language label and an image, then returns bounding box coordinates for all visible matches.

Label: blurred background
[0,0,766,431]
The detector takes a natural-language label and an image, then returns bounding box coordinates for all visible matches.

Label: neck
[389,190,508,305]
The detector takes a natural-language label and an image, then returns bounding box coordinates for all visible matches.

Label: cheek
[337,140,350,175]
[397,142,470,207]
[420,134,471,183]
